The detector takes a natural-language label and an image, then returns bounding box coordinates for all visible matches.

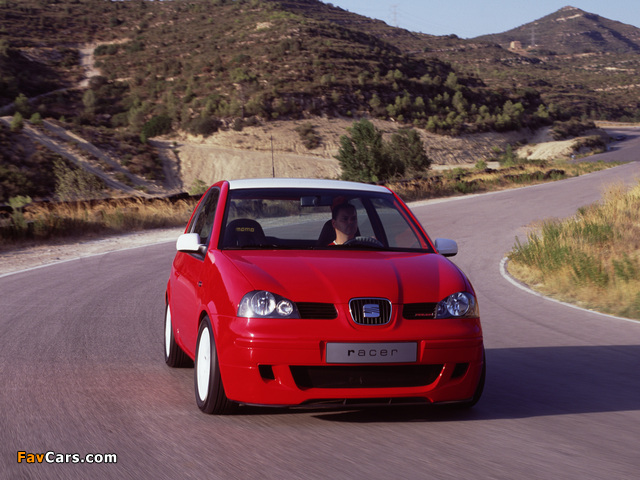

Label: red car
[165,178,484,414]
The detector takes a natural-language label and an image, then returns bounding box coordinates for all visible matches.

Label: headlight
[238,291,300,318]
[435,292,478,318]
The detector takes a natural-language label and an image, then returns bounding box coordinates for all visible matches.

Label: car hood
[222,250,468,304]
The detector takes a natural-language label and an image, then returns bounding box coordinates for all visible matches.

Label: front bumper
[215,315,484,406]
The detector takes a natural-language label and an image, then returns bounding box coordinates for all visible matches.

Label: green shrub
[29,112,42,125]
[10,112,23,132]
[53,160,105,201]
[189,179,209,196]
[14,93,30,117]
[386,129,431,173]
[295,123,321,149]
[551,119,596,140]
[140,115,172,142]
[185,116,220,137]
[8,195,32,230]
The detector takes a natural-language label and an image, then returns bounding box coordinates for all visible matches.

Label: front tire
[164,303,192,368]
[194,316,236,414]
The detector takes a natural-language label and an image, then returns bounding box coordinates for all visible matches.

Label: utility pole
[531,24,536,47]
[271,135,275,178]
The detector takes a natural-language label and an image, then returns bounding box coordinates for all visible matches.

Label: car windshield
[219,187,434,252]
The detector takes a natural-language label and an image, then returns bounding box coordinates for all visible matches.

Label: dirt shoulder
[0,228,183,277]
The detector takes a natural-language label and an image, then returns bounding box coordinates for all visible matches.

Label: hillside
[442,6,640,121]
[1,0,639,203]
[475,6,640,55]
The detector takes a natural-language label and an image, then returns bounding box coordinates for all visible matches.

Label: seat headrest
[224,219,266,247]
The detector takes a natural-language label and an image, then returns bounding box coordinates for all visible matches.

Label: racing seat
[224,219,266,247]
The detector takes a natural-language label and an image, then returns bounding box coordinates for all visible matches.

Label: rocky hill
[1,0,639,202]
[475,6,640,55]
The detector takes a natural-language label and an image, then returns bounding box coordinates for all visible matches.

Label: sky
[327,1,640,39]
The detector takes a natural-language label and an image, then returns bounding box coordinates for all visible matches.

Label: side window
[188,188,220,246]
[370,197,427,249]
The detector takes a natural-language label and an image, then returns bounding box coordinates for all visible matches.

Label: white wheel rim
[196,326,211,402]
[164,306,172,358]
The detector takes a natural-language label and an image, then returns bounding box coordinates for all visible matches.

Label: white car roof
[227,178,391,193]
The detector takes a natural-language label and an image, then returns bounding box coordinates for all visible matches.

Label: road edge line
[499,256,639,324]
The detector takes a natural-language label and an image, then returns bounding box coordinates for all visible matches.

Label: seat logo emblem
[363,304,380,318]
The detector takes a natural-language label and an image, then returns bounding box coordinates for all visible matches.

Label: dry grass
[0,159,620,253]
[0,197,198,251]
[389,160,614,202]
[508,181,640,320]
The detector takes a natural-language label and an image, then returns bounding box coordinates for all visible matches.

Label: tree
[369,93,385,117]
[336,119,389,183]
[497,100,525,130]
[82,89,97,115]
[14,93,30,116]
[10,112,23,132]
[386,129,431,173]
[336,119,411,183]
[445,72,459,90]
[452,91,468,115]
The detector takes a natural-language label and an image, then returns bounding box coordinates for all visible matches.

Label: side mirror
[434,238,458,257]
[176,233,205,254]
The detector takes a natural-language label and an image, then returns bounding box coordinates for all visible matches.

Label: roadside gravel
[0,227,183,277]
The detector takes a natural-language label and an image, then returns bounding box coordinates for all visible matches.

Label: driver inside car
[331,202,358,245]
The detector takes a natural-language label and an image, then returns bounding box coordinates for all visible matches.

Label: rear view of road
[1,141,639,479]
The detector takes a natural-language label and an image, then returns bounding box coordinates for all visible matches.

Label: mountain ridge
[1,0,639,202]
[474,5,640,54]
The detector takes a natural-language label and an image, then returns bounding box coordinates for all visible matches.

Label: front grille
[349,298,392,325]
[296,302,337,319]
[403,303,437,319]
[290,365,444,389]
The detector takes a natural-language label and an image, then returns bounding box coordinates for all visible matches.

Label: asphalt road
[2,132,640,479]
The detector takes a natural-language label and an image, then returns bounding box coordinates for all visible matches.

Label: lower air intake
[290,364,443,389]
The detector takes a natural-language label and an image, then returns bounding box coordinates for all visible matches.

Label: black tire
[194,316,237,414]
[164,303,193,368]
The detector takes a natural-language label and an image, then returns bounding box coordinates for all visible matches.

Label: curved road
[2,132,640,479]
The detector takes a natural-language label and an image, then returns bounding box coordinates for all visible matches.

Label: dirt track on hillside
[7,42,625,196]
